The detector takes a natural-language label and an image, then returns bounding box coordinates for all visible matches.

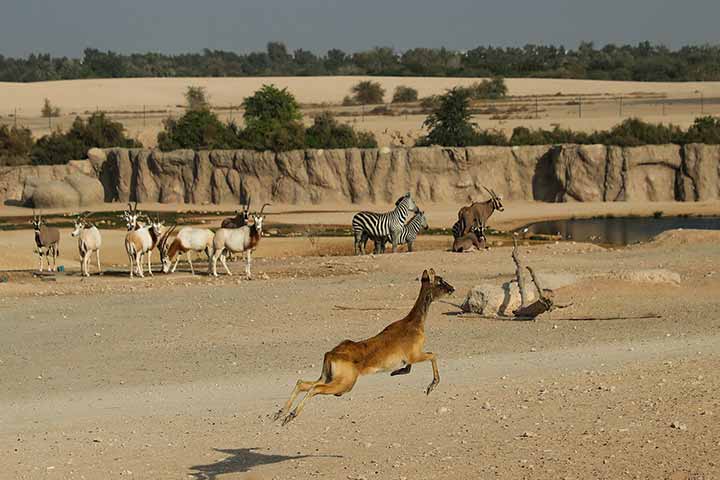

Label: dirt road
[1,232,719,479]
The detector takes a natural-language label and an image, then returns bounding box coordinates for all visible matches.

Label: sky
[1,0,720,57]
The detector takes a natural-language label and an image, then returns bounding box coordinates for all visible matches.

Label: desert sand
[3,76,720,147]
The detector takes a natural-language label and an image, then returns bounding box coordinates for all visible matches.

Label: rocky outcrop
[23,173,104,209]
[2,144,719,206]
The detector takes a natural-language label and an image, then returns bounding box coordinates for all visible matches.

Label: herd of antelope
[29,199,270,279]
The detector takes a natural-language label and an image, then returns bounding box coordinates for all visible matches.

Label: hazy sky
[2,0,720,57]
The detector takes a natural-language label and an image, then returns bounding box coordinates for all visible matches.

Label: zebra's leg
[391,231,399,253]
[408,241,414,253]
[353,231,362,256]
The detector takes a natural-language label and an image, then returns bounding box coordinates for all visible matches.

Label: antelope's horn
[483,186,496,199]
[259,203,271,215]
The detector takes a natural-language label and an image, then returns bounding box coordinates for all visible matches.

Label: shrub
[351,80,385,104]
[342,95,356,106]
[33,112,141,164]
[0,124,34,166]
[419,95,440,112]
[158,109,237,151]
[185,86,210,111]
[41,98,61,118]
[392,85,419,103]
[459,77,508,100]
[683,116,720,144]
[305,112,378,149]
[238,84,305,152]
[418,87,478,146]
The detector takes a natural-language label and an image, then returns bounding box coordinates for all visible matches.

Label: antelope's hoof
[282,411,297,426]
[426,382,438,396]
[272,409,285,422]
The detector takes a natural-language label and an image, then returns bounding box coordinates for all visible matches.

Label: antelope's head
[30,211,43,231]
[122,202,142,230]
[159,224,178,273]
[251,203,271,234]
[484,187,504,212]
[421,269,455,300]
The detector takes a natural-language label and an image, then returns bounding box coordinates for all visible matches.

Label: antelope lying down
[274,269,455,425]
[211,204,269,278]
[160,226,215,275]
[125,216,164,278]
[30,211,60,272]
[71,214,102,276]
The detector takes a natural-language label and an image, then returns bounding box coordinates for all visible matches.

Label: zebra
[352,193,418,255]
[364,210,429,254]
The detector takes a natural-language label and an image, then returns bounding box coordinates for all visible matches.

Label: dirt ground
[1,200,720,479]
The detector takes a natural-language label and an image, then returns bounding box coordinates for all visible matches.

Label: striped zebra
[365,210,429,254]
[451,217,467,239]
[352,193,418,255]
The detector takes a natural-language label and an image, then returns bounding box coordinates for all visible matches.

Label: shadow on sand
[188,447,341,479]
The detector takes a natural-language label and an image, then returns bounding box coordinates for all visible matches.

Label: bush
[392,85,418,103]
[33,112,140,164]
[238,84,305,152]
[0,125,34,166]
[683,116,720,144]
[41,98,61,118]
[419,95,440,112]
[351,80,385,104]
[184,86,210,111]
[305,112,378,149]
[158,109,238,151]
[456,78,508,101]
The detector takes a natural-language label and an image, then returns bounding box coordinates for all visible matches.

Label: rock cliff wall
[2,145,718,207]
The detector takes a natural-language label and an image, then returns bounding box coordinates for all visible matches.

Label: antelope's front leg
[245,250,253,280]
[147,251,153,276]
[409,352,440,395]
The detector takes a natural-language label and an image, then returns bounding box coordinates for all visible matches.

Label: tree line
[3,41,720,82]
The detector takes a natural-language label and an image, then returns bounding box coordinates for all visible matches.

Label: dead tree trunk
[511,237,555,320]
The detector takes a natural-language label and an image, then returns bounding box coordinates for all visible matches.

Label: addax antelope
[71,213,102,276]
[30,211,60,272]
[274,269,455,425]
[125,216,164,278]
[457,187,504,237]
[160,226,215,275]
[211,204,269,278]
[352,192,418,255]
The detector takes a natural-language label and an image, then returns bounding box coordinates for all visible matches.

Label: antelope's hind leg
[282,359,358,426]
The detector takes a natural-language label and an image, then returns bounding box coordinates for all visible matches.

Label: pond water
[524,216,720,245]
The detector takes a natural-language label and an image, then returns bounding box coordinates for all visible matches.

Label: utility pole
[14,108,17,128]
[619,96,623,117]
[535,96,539,119]
[143,105,146,127]
[578,96,582,118]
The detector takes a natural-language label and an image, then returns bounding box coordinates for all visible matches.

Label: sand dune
[3,76,720,114]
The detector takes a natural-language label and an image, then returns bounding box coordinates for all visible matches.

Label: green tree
[41,98,61,118]
[239,84,305,151]
[419,87,478,146]
[392,86,418,103]
[158,109,237,151]
[184,86,210,111]
[351,80,385,104]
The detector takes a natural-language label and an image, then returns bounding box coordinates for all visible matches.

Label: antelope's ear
[421,269,433,283]
[428,268,436,281]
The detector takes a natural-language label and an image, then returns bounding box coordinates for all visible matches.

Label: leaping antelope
[71,212,102,276]
[124,215,164,278]
[211,204,270,278]
[274,269,455,425]
[30,211,60,272]
[457,187,504,237]
[159,226,215,275]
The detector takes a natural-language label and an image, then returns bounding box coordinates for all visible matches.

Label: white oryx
[71,213,102,276]
[124,216,164,278]
[159,226,215,275]
[211,204,269,278]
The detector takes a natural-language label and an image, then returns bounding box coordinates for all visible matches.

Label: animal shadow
[188,447,340,479]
